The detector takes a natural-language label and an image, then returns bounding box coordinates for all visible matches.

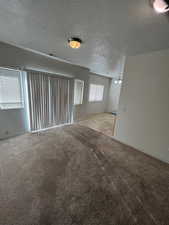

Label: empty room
[0,0,169,224]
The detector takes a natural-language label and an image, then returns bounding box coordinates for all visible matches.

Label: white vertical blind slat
[27,71,72,131]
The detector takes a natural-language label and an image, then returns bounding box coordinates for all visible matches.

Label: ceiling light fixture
[153,0,169,13]
[114,78,122,84]
[68,37,82,49]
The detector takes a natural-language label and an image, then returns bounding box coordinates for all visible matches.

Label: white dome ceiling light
[153,0,169,13]
[114,78,122,85]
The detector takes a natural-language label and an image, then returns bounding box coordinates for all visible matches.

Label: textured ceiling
[0,0,169,77]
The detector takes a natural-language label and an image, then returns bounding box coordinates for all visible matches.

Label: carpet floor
[0,124,169,225]
[78,113,116,136]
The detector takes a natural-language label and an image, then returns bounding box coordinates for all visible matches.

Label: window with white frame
[0,68,23,110]
[89,84,104,102]
[74,79,84,105]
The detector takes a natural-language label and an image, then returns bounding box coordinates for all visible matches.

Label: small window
[74,79,84,105]
[89,84,104,102]
[0,68,24,110]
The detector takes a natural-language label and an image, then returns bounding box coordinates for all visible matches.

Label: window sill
[0,106,24,110]
[74,103,83,106]
[88,100,103,103]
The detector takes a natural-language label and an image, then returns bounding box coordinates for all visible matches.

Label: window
[89,84,104,102]
[74,79,84,105]
[0,68,23,109]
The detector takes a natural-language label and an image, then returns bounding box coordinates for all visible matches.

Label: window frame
[0,67,24,110]
[88,84,104,102]
[74,79,84,105]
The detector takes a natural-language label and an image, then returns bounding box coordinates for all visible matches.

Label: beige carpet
[0,124,169,225]
[78,113,116,136]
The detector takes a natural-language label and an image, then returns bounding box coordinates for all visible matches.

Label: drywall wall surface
[115,49,169,163]
[107,79,122,113]
[0,42,86,77]
[73,69,90,120]
[86,73,110,114]
[0,109,27,139]
[107,56,125,113]
[74,72,110,121]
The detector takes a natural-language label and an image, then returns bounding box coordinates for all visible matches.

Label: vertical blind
[27,70,72,131]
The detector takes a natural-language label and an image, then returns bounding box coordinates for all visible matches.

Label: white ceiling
[0,0,169,77]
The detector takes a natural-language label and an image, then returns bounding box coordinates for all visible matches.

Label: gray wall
[74,73,110,121]
[107,56,125,113]
[86,74,110,115]
[73,70,90,120]
[0,108,27,139]
[0,42,86,77]
[107,79,122,113]
[115,49,169,164]
[0,42,110,138]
